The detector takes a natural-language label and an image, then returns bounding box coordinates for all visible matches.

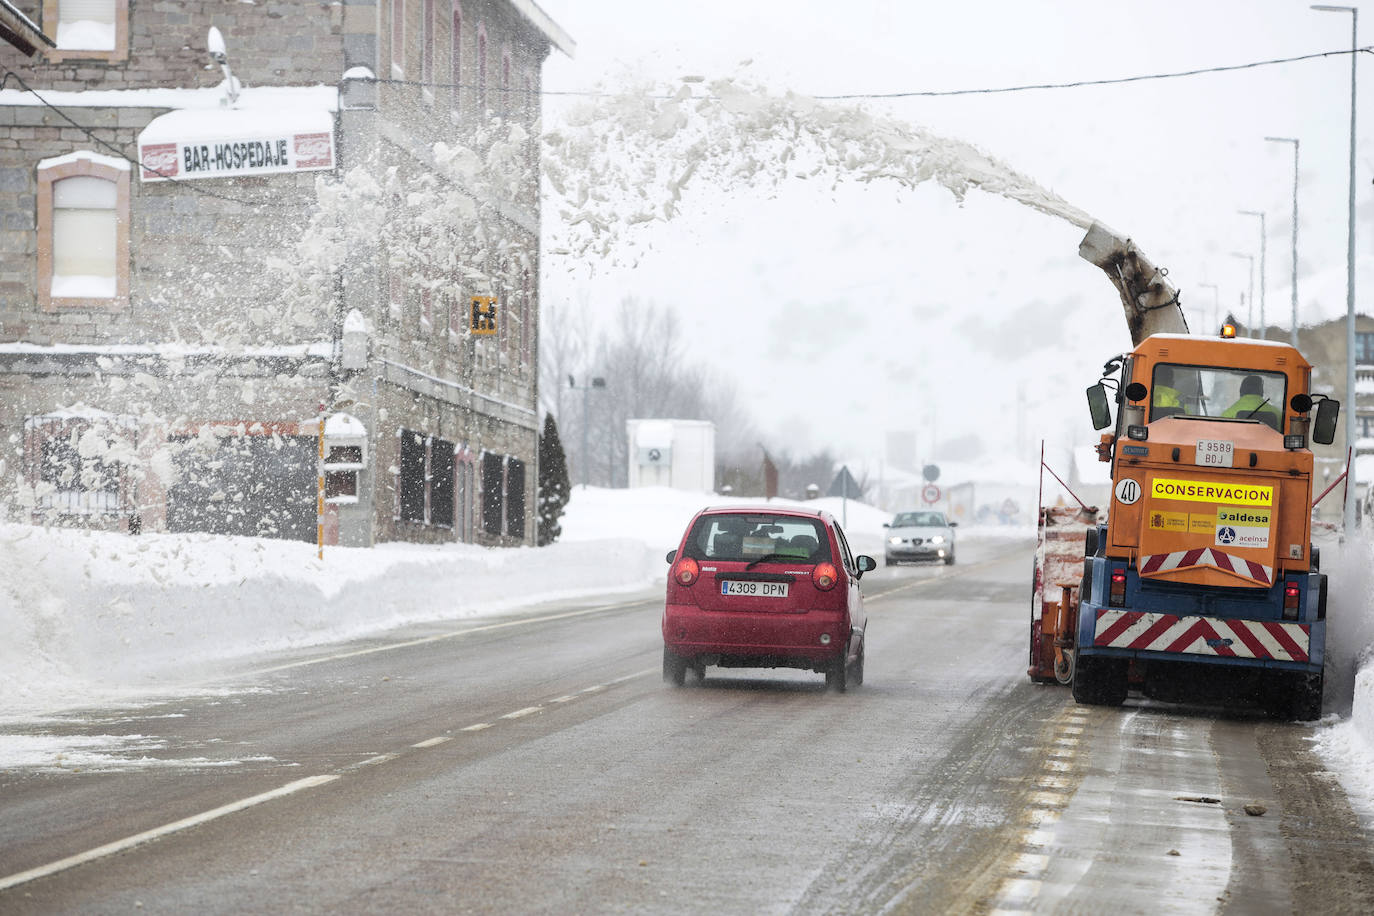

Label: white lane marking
[0,665,662,892]
[241,598,658,678]
[550,695,579,704]
[0,774,339,893]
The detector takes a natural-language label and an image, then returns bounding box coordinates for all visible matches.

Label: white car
[884,510,957,565]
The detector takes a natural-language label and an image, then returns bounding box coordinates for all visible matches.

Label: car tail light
[673,557,700,587]
[812,562,838,591]
[1283,581,1300,620]
[1109,569,1127,607]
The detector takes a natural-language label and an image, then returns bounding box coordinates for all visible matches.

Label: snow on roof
[343,308,369,334]
[510,0,576,58]
[139,105,334,146]
[324,412,367,438]
[633,419,675,449]
[0,341,333,359]
[0,84,339,112]
[36,149,129,172]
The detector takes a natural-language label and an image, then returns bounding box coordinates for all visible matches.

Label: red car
[662,506,875,691]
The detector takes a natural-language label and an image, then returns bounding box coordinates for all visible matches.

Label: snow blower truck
[1029,222,1341,719]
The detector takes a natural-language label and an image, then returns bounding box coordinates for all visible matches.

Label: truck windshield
[1149,363,1286,431]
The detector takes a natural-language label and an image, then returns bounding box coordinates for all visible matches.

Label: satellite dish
[207,27,227,62]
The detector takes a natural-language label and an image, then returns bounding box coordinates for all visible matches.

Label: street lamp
[1264,136,1301,349]
[1229,252,1254,333]
[1238,210,1266,339]
[1199,282,1220,331]
[568,374,606,489]
[1311,3,1358,537]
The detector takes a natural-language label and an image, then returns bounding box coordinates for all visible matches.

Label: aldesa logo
[1151,477,1273,507]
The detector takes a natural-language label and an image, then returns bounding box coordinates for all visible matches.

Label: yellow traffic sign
[470,296,498,335]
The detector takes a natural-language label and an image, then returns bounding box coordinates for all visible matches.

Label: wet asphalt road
[2,537,1372,914]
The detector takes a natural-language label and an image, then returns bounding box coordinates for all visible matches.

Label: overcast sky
[535,0,1373,468]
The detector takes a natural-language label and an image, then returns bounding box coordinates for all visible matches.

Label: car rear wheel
[826,651,848,693]
[663,647,687,686]
[848,642,865,686]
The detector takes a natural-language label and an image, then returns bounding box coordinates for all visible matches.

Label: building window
[37,151,130,311]
[481,451,503,535]
[398,429,426,523]
[450,3,462,115]
[477,24,487,114]
[44,0,128,61]
[1356,331,1374,366]
[505,457,525,539]
[25,412,132,516]
[397,430,457,526]
[501,48,511,119]
[421,0,435,100]
[479,452,525,539]
[391,0,405,78]
[1357,414,1374,441]
[430,438,454,527]
[456,447,475,542]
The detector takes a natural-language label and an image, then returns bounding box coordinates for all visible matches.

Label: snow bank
[0,520,660,718]
[1311,534,1374,824]
[0,486,1013,720]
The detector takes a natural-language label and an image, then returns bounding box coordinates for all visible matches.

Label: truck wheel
[1054,648,1075,686]
[1291,672,1324,721]
[1072,656,1127,706]
[663,647,687,687]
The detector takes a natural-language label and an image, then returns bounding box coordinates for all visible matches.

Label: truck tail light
[1109,570,1127,607]
[812,563,838,591]
[673,557,700,587]
[1283,581,1300,620]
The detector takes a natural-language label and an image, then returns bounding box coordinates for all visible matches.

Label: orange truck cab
[1074,330,1340,719]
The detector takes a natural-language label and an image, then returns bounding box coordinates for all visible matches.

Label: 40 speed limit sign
[1114,478,1142,505]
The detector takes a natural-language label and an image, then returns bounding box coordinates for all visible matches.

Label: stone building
[0,0,572,548]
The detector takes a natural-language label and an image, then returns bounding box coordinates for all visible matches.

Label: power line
[2,68,270,205]
[814,46,1374,99]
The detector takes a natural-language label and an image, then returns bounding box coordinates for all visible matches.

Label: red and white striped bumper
[1139,548,1273,586]
[1093,609,1310,662]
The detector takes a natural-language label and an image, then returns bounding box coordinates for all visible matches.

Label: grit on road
[1,538,1371,914]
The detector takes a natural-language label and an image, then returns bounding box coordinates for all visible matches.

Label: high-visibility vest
[1222,394,1279,423]
[1153,385,1181,408]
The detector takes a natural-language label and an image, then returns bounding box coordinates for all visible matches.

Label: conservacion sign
[1150,477,1273,507]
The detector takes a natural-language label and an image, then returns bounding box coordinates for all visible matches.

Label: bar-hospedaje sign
[137,107,336,182]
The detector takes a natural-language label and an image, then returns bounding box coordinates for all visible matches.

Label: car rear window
[684,514,832,563]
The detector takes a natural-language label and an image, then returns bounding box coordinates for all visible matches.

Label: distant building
[626,419,716,492]
[0,1,573,547]
[1242,315,1374,523]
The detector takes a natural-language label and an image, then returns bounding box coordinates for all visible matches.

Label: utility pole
[1238,210,1266,338]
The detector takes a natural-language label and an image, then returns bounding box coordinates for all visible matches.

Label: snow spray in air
[539,74,1096,266]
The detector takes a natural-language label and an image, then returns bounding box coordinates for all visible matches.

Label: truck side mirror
[1086,383,1112,431]
[1312,398,1340,445]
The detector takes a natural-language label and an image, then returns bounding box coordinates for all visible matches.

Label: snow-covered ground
[3,486,1372,828]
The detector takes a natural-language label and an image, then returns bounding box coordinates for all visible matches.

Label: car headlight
[929,535,944,544]
[888,536,903,545]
